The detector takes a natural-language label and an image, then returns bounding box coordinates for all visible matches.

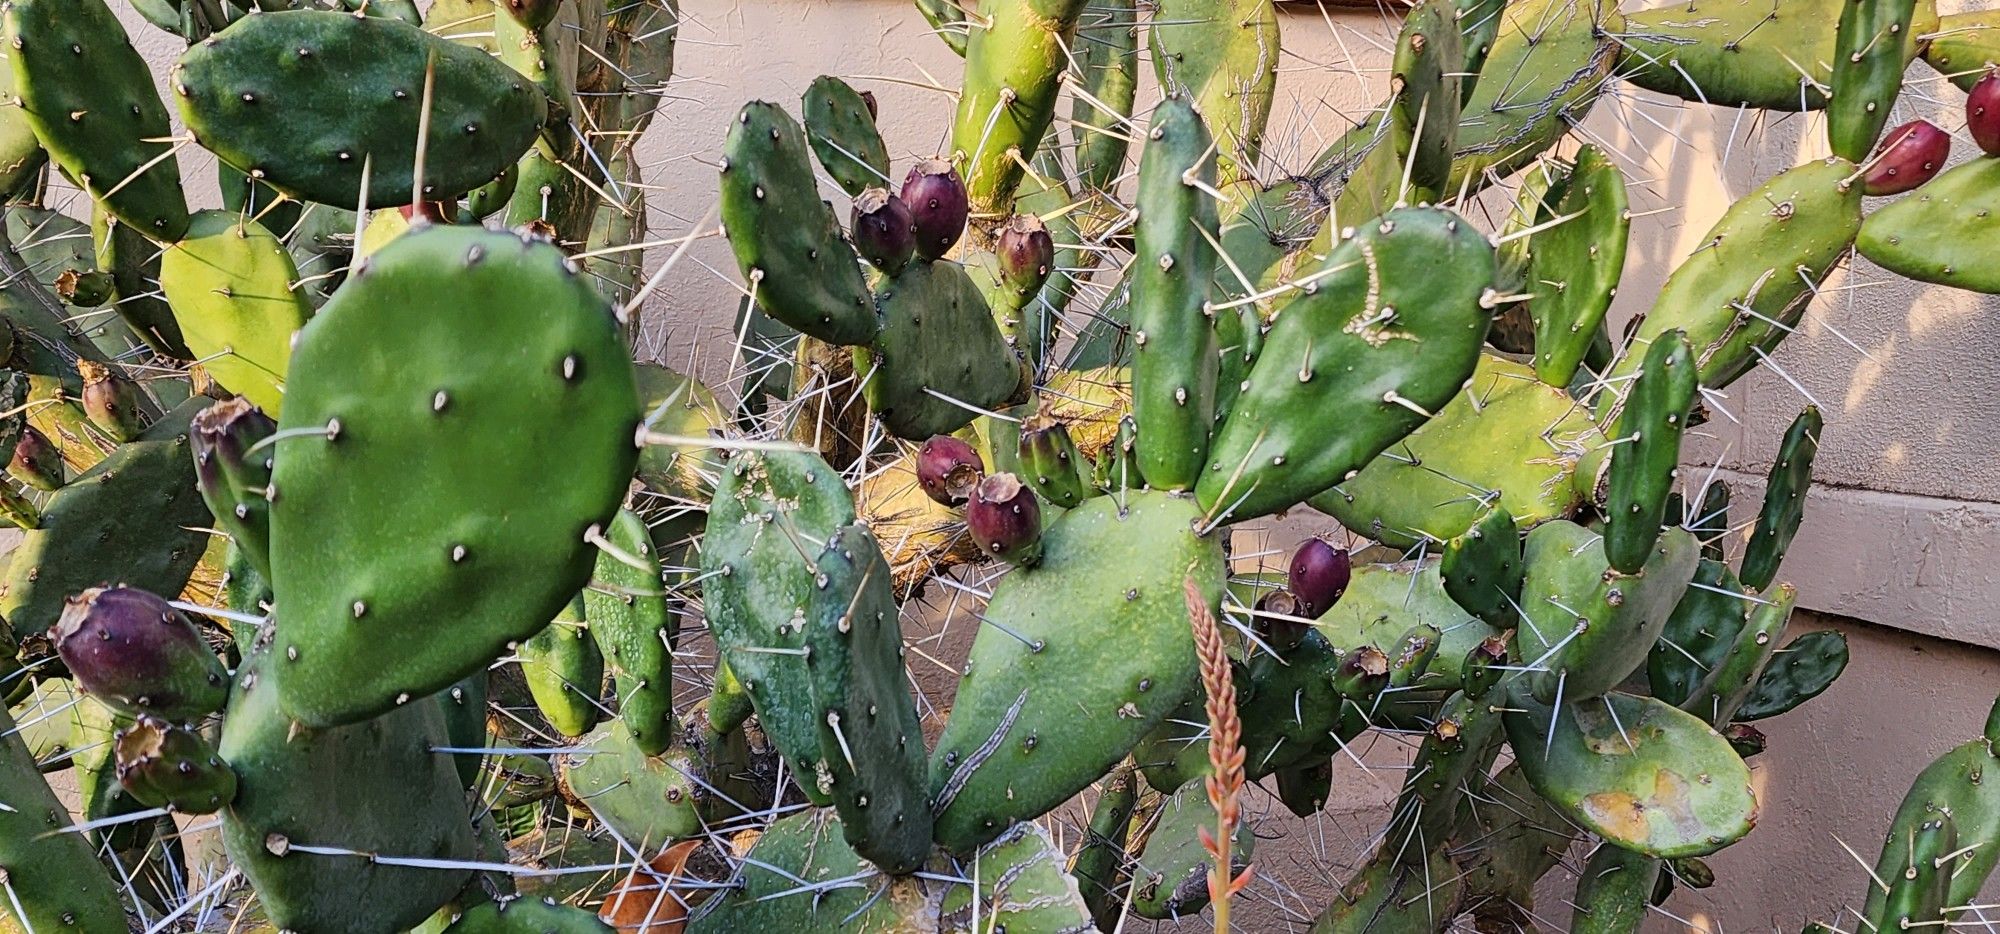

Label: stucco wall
[68,0,2000,929]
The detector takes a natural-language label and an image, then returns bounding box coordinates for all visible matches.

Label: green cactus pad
[220,656,476,932]
[1131,779,1255,920]
[1074,766,1139,926]
[439,671,488,790]
[1828,0,1921,160]
[798,522,932,872]
[0,702,127,932]
[444,897,614,933]
[1646,558,1752,709]
[1621,0,1889,110]
[1569,843,1662,934]
[1390,0,1462,195]
[520,595,602,738]
[1681,582,1795,725]
[1503,687,1756,857]
[1310,844,1462,932]
[0,399,209,642]
[1274,758,1333,817]
[1459,762,1573,920]
[1130,97,1219,490]
[861,258,1019,440]
[1603,331,1697,574]
[1733,628,1848,720]
[1197,207,1497,523]
[699,448,854,806]
[91,206,191,358]
[801,76,890,197]
[1859,155,2000,293]
[1869,814,1956,930]
[719,101,876,346]
[687,809,1091,933]
[0,62,41,200]
[1921,10,2000,88]
[559,722,709,848]
[161,211,312,417]
[914,0,970,56]
[5,0,189,241]
[1613,156,1862,390]
[1528,145,1627,387]
[175,9,547,207]
[584,509,676,755]
[266,224,638,728]
[1072,0,1139,193]
[1741,405,1821,591]
[1449,0,1621,192]
[930,490,1223,853]
[1518,520,1700,704]
[1861,718,2000,918]
[948,0,1091,213]
[1237,629,1384,777]
[1315,557,1497,691]
[1311,354,1601,550]
[1441,504,1524,628]
[1151,0,1279,189]
[1385,688,1505,855]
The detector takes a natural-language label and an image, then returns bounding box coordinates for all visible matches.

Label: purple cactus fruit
[114,715,237,814]
[968,472,1043,566]
[1252,589,1311,653]
[901,158,969,260]
[859,90,880,122]
[996,214,1055,296]
[55,586,230,721]
[851,188,918,276]
[1288,538,1352,619]
[192,397,276,491]
[916,435,984,506]
[77,359,142,442]
[1970,71,2000,156]
[502,0,563,29]
[1863,119,1950,196]
[9,424,62,491]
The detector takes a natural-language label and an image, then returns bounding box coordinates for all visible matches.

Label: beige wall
[77,0,2000,929]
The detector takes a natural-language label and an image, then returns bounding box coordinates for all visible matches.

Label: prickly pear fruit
[968,472,1043,566]
[9,425,61,491]
[1971,72,2000,155]
[76,360,141,443]
[1252,589,1310,653]
[902,159,968,260]
[500,0,562,29]
[54,586,229,721]
[1018,410,1087,508]
[851,188,916,276]
[192,397,277,580]
[114,715,237,814]
[997,214,1055,296]
[1288,538,1351,618]
[917,434,984,506]
[1864,119,1949,195]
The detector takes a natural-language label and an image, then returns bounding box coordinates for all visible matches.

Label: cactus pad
[584,509,677,755]
[1129,97,1219,491]
[1528,145,1628,387]
[1518,520,1700,704]
[161,211,312,416]
[1858,157,2000,294]
[861,258,1019,440]
[802,76,890,198]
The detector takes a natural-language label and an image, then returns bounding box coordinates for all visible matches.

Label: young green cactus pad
[1569,843,1663,934]
[93,207,192,358]
[1612,156,1863,390]
[1315,557,1496,690]
[1449,0,1621,191]
[1518,520,1700,704]
[0,399,210,642]
[930,490,1223,853]
[559,722,712,848]
[1733,628,1850,720]
[1130,779,1256,919]
[1197,207,1498,522]
[1150,0,1279,189]
[519,595,602,738]
[1528,144,1627,387]
[1129,97,1219,491]
[1858,157,2000,294]
[1740,405,1821,590]
[444,897,615,933]
[0,703,128,933]
[802,75,891,198]
[1441,504,1524,628]
[1858,703,2000,919]
[1311,844,1461,931]
[1827,0,1922,160]
[161,211,312,417]
[175,10,547,207]
[5,0,190,241]
[1389,0,1462,195]
[1616,0,1872,110]
[1503,687,1757,857]
[266,224,638,728]
[1071,0,1138,194]
[1384,687,1506,855]
[1073,766,1139,926]
[1646,557,1753,708]
[1603,330,1697,574]
[583,509,676,755]
[948,0,1091,214]
[1921,9,2000,89]
[1311,353,1603,550]
[1680,583,1796,725]
[719,101,876,346]
[860,258,1020,439]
